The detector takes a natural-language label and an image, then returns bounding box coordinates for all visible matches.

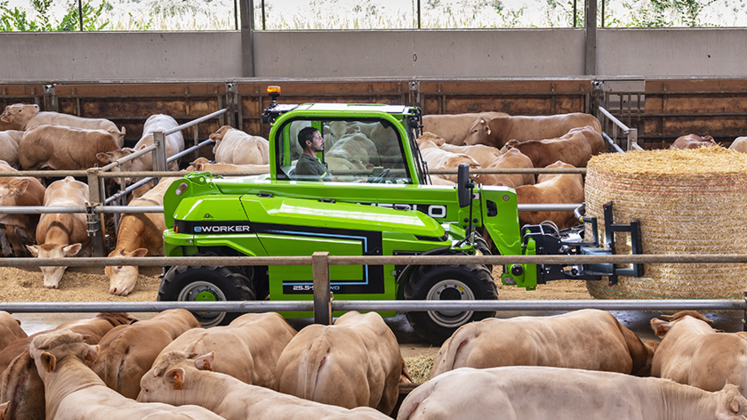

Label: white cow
[28,329,223,420]
[211,125,269,165]
[26,177,91,289]
[96,114,184,183]
[398,366,747,420]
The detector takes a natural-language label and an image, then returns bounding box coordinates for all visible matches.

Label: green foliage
[0,0,110,31]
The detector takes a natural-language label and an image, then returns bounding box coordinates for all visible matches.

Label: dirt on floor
[0,266,161,302]
[0,265,591,302]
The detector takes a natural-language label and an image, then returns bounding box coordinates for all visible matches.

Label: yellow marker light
[267,86,281,95]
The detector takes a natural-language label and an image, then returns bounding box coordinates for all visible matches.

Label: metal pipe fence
[599,105,642,151]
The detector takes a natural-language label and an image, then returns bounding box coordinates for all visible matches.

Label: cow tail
[432,326,471,376]
[102,349,125,393]
[302,331,332,400]
[396,382,434,420]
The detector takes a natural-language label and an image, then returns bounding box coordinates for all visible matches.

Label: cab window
[276,118,412,184]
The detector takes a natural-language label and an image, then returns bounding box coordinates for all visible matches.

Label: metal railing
[598,106,642,152]
[1,252,747,326]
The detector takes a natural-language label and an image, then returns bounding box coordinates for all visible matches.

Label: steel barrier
[599,105,642,152]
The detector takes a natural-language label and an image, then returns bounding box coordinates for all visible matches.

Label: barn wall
[1,28,747,80]
[597,29,747,77]
[0,32,241,81]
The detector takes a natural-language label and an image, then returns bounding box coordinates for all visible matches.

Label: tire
[158,262,255,328]
[404,264,497,345]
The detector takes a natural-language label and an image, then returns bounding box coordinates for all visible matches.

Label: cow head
[0,179,30,207]
[463,117,492,146]
[417,132,445,148]
[26,243,82,289]
[717,384,747,419]
[209,125,233,152]
[105,248,148,296]
[29,329,98,381]
[96,148,146,185]
[186,157,211,172]
[139,351,214,404]
[0,104,39,128]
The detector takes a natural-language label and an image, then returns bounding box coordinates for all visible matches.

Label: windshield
[275,118,413,184]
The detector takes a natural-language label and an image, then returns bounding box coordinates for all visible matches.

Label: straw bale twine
[584,146,747,299]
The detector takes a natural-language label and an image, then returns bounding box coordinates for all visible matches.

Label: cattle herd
[0,308,743,419]
[2,103,747,418]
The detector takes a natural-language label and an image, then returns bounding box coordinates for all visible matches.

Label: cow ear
[9,179,29,194]
[194,352,215,371]
[84,345,98,364]
[730,398,740,413]
[127,248,149,258]
[26,245,39,257]
[63,243,82,257]
[0,401,8,418]
[120,126,126,135]
[166,368,186,390]
[650,318,671,337]
[138,144,147,150]
[40,351,57,372]
[96,152,112,164]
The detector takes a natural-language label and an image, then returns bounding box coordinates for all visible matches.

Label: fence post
[86,168,105,257]
[627,128,639,151]
[312,251,332,325]
[153,131,168,173]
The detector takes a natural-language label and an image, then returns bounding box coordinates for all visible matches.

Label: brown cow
[417,132,481,183]
[0,313,136,420]
[92,309,201,399]
[422,112,509,145]
[0,131,22,169]
[398,366,747,420]
[650,310,747,398]
[18,124,120,170]
[275,311,405,415]
[671,134,717,149]
[500,126,606,168]
[464,113,602,149]
[479,147,535,189]
[1,103,125,147]
[139,350,391,420]
[515,161,584,230]
[0,174,45,256]
[186,157,270,174]
[439,143,504,168]
[150,312,296,389]
[26,177,91,289]
[430,309,656,380]
[29,329,223,420]
[105,177,177,296]
[0,312,26,352]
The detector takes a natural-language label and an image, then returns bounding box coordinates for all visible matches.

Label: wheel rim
[177,281,227,328]
[425,278,476,328]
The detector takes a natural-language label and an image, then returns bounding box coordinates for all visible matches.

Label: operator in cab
[295,126,337,181]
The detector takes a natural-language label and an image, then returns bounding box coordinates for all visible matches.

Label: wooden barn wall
[643,79,747,149]
[4,79,747,152]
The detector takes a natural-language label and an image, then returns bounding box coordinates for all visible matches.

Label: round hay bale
[584,146,747,299]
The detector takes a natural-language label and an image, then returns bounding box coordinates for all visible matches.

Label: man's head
[298,127,323,153]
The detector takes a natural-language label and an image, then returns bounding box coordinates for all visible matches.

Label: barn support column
[585,0,597,75]
[240,0,256,77]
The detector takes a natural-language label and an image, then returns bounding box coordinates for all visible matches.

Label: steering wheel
[369,168,391,183]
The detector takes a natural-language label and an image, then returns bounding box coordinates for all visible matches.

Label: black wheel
[404,264,497,344]
[158,262,255,328]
